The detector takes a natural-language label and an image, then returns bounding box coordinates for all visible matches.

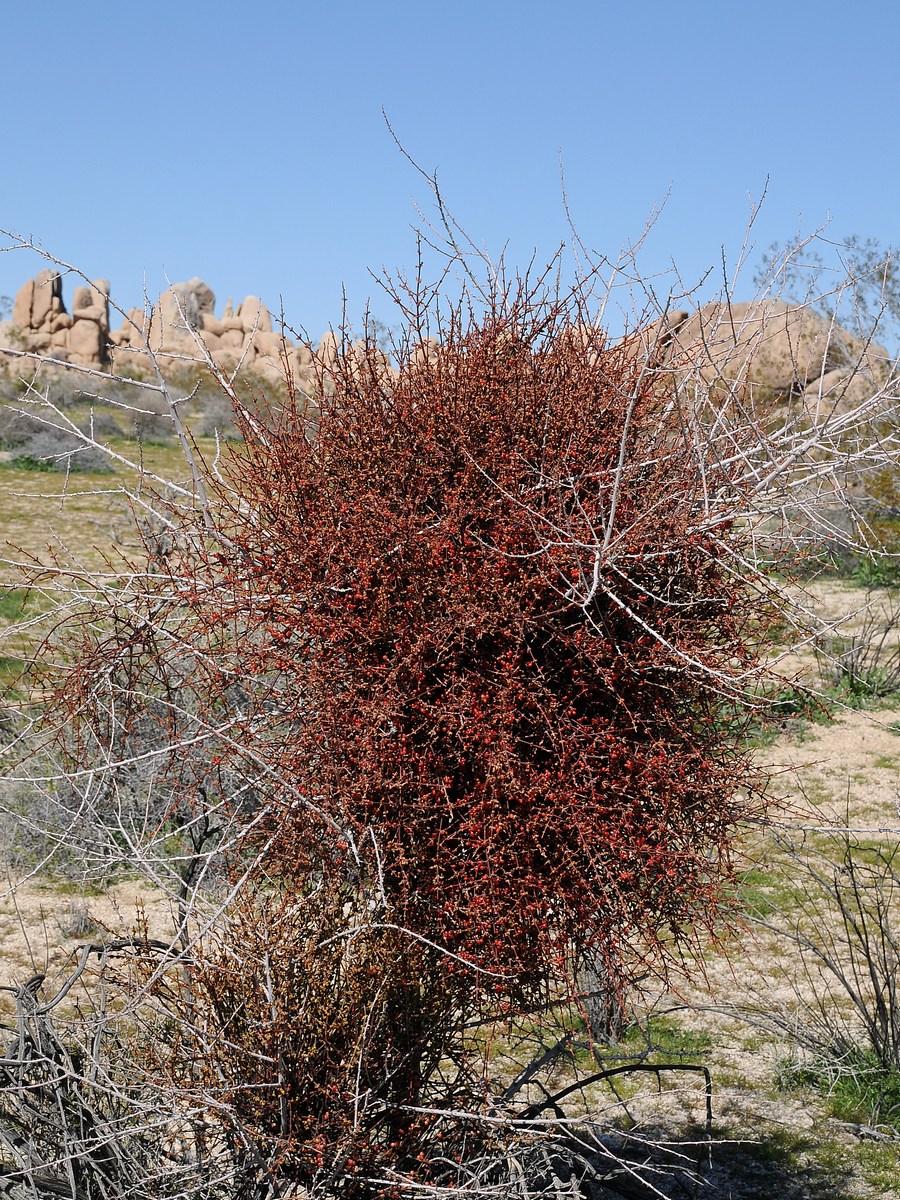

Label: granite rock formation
[1,273,890,411]
[3,272,323,387]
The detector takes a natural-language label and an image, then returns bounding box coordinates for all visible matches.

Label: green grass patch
[0,589,32,621]
[0,587,48,623]
[3,453,56,473]
[855,1142,900,1195]
[614,1014,713,1062]
[780,1049,900,1132]
[718,683,836,749]
[0,655,26,682]
[852,557,900,590]
[40,878,112,898]
[734,864,783,918]
[829,1060,900,1129]
[827,681,900,711]
[710,1126,859,1198]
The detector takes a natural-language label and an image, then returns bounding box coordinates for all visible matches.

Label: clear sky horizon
[1,1,897,344]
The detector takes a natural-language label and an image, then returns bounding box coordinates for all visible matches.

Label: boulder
[12,278,34,328]
[624,310,688,366]
[118,307,149,347]
[409,336,439,368]
[200,313,225,337]
[30,269,65,330]
[149,278,216,351]
[253,331,289,358]
[236,296,272,334]
[49,312,73,334]
[209,348,243,374]
[186,277,215,317]
[156,289,198,335]
[316,330,340,371]
[71,280,110,331]
[22,330,52,353]
[15,269,65,331]
[668,300,886,400]
[68,319,105,366]
[801,366,883,412]
[109,345,153,375]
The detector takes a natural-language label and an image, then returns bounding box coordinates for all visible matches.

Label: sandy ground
[1,576,899,1196]
[648,658,900,1195]
[0,875,175,985]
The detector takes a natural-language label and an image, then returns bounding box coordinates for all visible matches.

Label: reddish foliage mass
[186,307,764,997]
[34,289,776,1190]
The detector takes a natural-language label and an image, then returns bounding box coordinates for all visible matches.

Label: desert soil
[2,573,900,1196]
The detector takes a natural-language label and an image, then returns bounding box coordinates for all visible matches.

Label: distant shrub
[81,407,125,439]
[131,402,177,443]
[0,403,40,449]
[815,597,900,702]
[189,393,240,439]
[10,428,113,473]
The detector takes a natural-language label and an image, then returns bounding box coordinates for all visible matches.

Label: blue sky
[0,1,897,342]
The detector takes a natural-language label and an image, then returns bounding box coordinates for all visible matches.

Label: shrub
[188,392,241,439]
[20,233,900,1192]
[131,399,177,443]
[144,882,493,1191]
[8,427,113,473]
[55,289,777,976]
[751,831,900,1130]
[814,596,900,703]
[28,265,798,1194]
[216,313,769,998]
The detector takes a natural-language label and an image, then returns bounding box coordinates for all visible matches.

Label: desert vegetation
[0,220,899,1198]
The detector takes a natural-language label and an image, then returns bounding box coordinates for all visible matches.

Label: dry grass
[0,442,210,573]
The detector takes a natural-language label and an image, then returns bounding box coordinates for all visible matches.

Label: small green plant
[780,1048,900,1131]
[0,588,37,622]
[852,554,900,590]
[800,541,900,589]
[6,429,113,474]
[828,1051,900,1128]
[758,832,900,1136]
[615,1014,713,1062]
[55,898,101,940]
[815,599,900,703]
[7,452,57,473]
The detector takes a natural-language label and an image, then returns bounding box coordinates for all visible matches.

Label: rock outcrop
[3,272,326,388]
[1,272,889,410]
[677,300,888,403]
[9,269,111,367]
[624,299,891,413]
